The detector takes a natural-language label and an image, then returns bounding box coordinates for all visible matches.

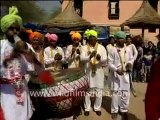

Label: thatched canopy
[44,1,92,29]
[121,1,160,28]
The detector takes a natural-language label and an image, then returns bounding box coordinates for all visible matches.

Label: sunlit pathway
[77,83,147,120]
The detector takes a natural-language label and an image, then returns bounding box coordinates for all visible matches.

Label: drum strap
[116,46,127,71]
[87,43,99,73]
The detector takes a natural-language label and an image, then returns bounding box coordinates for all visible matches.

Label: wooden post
[142,27,144,40]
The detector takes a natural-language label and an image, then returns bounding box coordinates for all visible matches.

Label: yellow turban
[84,29,98,39]
[1,6,22,32]
[70,31,82,41]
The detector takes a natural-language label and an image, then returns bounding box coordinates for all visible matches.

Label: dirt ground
[77,83,147,120]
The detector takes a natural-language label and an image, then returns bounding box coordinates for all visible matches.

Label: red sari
[0,105,4,120]
[145,58,160,120]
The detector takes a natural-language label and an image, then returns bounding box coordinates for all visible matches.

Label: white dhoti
[111,90,130,113]
[84,88,103,111]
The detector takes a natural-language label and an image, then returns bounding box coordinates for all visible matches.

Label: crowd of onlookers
[131,36,160,82]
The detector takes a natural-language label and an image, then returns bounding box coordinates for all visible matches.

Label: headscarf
[114,31,126,39]
[1,6,22,32]
[27,30,43,41]
[70,31,82,41]
[45,33,58,42]
[84,29,98,39]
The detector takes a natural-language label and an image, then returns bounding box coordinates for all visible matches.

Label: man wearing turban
[80,30,107,116]
[26,30,44,65]
[108,31,134,120]
[0,6,33,120]
[44,33,64,71]
[65,31,82,68]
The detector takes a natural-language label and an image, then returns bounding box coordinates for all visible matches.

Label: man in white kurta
[80,30,107,116]
[0,6,33,120]
[44,33,64,71]
[1,40,33,120]
[126,35,138,61]
[105,36,116,89]
[26,30,44,65]
[108,31,134,120]
[65,32,82,69]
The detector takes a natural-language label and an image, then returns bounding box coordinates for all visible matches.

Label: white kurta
[44,46,64,71]
[65,45,81,68]
[0,40,33,120]
[126,44,138,61]
[106,44,115,56]
[108,46,134,113]
[108,46,134,91]
[27,43,44,65]
[80,44,107,89]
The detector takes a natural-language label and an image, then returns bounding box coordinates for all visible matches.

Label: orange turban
[26,30,43,41]
[70,31,82,41]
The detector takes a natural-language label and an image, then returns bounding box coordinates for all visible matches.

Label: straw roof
[44,1,92,29]
[121,1,160,28]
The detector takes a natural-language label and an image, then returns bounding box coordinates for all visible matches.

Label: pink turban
[45,33,58,42]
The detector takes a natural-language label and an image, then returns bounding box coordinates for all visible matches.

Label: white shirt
[65,45,81,68]
[44,46,64,70]
[108,46,134,90]
[126,44,138,61]
[80,43,107,89]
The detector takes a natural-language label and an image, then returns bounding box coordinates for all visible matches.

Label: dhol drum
[28,68,89,118]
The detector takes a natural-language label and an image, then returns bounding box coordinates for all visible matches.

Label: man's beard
[7,36,15,43]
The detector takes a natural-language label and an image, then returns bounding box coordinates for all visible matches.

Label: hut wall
[62,1,160,44]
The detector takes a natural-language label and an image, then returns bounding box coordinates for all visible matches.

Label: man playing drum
[0,6,33,120]
[108,31,134,120]
[65,31,82,69]
[44,33,64,71]
[80,29,107,116]
[26,30,44,65]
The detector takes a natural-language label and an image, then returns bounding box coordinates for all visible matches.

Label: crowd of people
[107,35,160,83]
[0,6,160,120]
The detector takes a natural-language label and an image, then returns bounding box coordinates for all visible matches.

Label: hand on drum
[96,54,101,61]
[90,51,97,59]
[71,47,76,55]
[55,53,62,61]
[75,55,80,61]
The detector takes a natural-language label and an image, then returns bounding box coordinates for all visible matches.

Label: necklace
[87,43,99,74]
[117,46,126,71]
